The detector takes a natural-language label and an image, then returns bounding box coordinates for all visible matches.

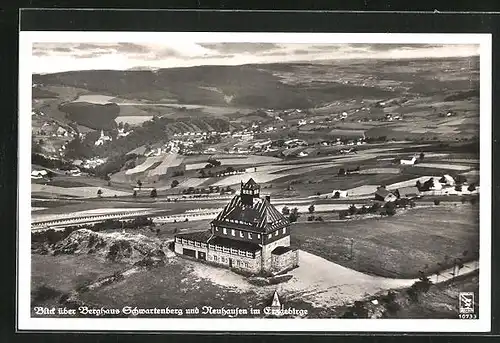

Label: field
[31,254,127,309]
[32,184,132,198]
[291,204,479,278]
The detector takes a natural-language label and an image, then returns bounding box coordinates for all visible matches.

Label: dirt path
[273,251,478,309]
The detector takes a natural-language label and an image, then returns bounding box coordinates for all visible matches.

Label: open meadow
[291,203,479,278]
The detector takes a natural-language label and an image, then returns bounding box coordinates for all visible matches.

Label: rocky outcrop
[52,229,166,265]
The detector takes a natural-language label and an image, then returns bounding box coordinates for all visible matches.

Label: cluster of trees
[94,154,130,179]
[32,153,79,174]
[339,203,380,219]
[198,166,245,178]
[338,200,415,219]
[281,206,300,223]
[182,185,235,195]
[364,136,388,143]
[415,178,435,192]
[206,158,221,168]
[307,216,324,222]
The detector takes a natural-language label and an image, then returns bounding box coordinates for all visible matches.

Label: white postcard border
[18,31,492,332]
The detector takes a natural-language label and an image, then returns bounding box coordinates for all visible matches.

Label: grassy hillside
[59,102,120,130]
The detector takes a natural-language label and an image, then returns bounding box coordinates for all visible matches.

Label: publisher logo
[459,292,474,314]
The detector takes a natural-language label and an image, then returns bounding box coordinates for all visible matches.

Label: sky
[31,42,480,74]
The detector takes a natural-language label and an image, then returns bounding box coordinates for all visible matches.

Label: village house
[174,179,299,275]
[393,186,420,199]
[95,130,112,146]
[374,187,397,202]
[400,156,417,165]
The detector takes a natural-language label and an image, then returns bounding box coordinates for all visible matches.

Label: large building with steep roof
[173,178,299,274]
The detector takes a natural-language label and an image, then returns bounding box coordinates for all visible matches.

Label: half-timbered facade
[174,178,299,274]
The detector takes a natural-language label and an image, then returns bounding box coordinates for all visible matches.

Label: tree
[308,204,315,214]
[419,152,425,160]
[385,202,396,216]
[282,206,290,215]
[370,202,381,213]
[434,199,440,205]
[333,191,340,199]
[467,183,476,192]
[171,180,179,188]
[348,204,357,216]
[133,190,137,198]
[289,208,300,223]
[416,180,422,191]
[339,211,347,220]
[455,185,463,192]
[137,180,142,189]
[97,189,102,197]
[150,188,157,198]
[338,168,346,176]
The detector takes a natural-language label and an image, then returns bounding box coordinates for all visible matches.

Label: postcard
[18,31,492,332]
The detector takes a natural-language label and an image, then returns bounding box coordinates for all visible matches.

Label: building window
[258,234,261,239]
[275,230,278,236]
[231,229,235,236]
[248,233,252,239]
[215,227,219,231]
[240,231,244,238]
[214,255,218,262]
[223,228,227,235]
[268,234,272,239]
[282,227,286,234]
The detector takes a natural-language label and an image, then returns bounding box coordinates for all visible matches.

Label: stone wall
[271,249,299,274]
[261,236,291,273]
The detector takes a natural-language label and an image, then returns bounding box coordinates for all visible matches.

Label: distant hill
[32,63,403,110]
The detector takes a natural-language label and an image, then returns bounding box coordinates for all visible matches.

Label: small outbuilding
[374,188,397,202]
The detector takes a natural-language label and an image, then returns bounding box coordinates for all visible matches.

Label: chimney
[265,195,271,203]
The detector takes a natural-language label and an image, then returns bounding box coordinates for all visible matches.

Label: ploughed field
[291,203,479,278]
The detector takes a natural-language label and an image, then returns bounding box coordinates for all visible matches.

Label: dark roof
[175,230,212,242]
[397,186,419,196]
[208,236,261,252]
[242,178,260,191]
[272,246,292,255]
[175,230,261,252]
[211,195,289,233]
[375,188,392,198]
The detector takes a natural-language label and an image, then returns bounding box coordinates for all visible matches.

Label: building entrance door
[229,258,233,268]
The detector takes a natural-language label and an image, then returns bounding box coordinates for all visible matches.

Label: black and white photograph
[18,31,492,332]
